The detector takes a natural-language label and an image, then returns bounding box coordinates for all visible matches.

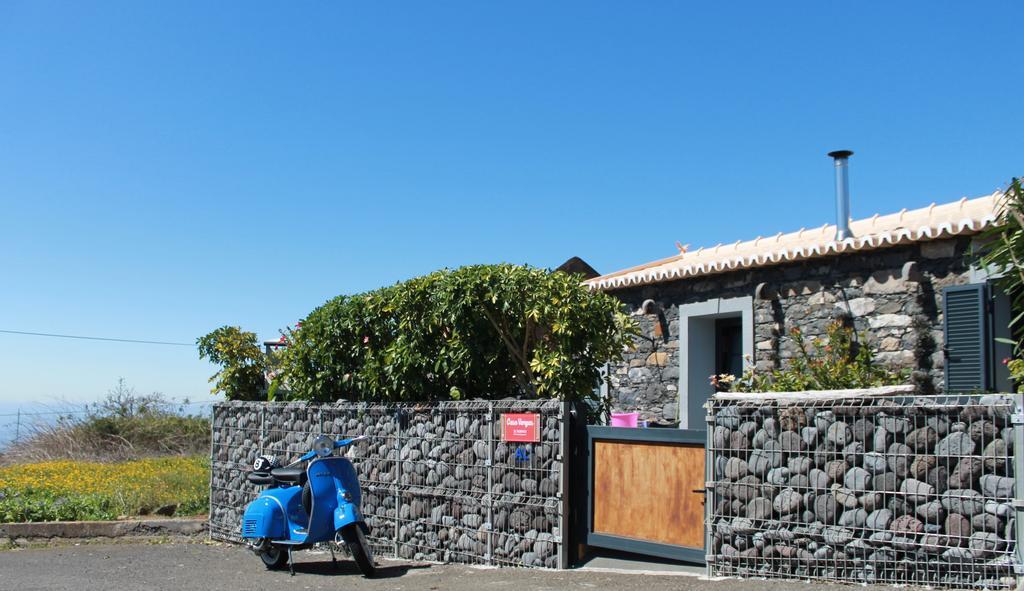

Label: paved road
[0,542,864,591]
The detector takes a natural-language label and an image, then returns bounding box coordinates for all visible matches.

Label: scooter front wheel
[258,543,289,570]
[339,524,376,577]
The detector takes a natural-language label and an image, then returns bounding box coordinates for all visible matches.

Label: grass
[0,456,209,523]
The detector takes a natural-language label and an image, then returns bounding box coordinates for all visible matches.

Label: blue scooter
[241,434,375,577]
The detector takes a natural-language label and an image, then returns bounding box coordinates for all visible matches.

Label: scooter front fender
[334,502,368,534]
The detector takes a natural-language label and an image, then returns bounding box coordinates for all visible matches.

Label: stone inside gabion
[709,394,1018,589]
[210,401,564,568]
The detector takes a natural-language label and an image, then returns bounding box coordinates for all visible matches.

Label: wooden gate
[585,426,707,563]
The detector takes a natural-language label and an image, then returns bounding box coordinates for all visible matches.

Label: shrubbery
[200,264,636,403]
[715,321,906,392]
[2,380,210,464]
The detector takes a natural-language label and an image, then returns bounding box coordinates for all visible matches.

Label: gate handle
[692,489,707,494]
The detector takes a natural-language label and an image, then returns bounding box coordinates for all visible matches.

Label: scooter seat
[247,471,274,485]
[270,467,307,484]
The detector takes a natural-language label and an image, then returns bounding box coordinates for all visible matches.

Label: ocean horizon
[0,399,94,450]
[0,398,216,452]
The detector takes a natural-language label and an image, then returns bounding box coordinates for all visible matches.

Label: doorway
[678,296,753,429]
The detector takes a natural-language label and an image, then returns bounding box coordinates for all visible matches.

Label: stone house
[586,191,1012,429]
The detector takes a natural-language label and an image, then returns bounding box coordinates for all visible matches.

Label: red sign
[501,413,540,442]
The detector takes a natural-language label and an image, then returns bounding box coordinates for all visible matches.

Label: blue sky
[0,1,1021,407]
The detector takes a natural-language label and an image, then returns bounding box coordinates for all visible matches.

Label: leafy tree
[196,326,267,400]
[975,178,1024,390]
[279,264,636,403]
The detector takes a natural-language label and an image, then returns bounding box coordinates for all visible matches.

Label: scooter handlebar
[284,435,367,467]
[333,435,367,448]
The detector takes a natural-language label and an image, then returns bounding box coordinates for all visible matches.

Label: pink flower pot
[610,412,639,428]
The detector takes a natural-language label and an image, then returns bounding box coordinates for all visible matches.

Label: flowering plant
[709,373,736,391]
[719,321,906,392]
[1004,357,1024,393]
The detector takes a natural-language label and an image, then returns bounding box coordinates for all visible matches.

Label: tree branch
[480,305,536,394]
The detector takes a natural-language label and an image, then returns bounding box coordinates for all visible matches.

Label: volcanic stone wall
[606,238,983,425]
[210,400,567,568]
[708,393,1020,588]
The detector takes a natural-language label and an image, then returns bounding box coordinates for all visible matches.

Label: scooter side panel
[241,486,306,542]
[241,495,286,539]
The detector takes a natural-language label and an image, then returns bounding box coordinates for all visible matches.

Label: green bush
[0,488,116,522]
[79,413,210,455]
[720,321,906,392]
[269,264,636,403]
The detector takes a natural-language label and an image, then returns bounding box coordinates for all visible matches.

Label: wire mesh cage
[209,400,566,568]
[706,392,1021,589]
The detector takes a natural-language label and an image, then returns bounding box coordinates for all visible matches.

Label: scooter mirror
[312,435,333,457]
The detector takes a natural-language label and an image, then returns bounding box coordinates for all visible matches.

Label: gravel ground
[0,541,897,591]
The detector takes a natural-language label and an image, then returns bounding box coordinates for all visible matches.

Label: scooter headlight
[313,435,334,458]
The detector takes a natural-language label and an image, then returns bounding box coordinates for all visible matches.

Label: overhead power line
[0,329,194,347]
[0,400,216,418]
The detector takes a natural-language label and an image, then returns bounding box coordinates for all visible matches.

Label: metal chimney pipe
[828,150,854,240]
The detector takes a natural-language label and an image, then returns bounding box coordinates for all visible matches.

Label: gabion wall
[210,400,567,568]
[708,393,1020,589]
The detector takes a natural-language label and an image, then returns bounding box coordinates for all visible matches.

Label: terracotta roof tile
[587,191,1004,290]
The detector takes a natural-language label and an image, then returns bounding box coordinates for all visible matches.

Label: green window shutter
[943,283,990,392]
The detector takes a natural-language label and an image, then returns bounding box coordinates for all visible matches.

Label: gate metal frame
[1015,393,1024,582]
[584,425,707,563]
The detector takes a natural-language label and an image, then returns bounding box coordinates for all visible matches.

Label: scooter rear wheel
[258,543,289,570]
[340,524,376,577]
